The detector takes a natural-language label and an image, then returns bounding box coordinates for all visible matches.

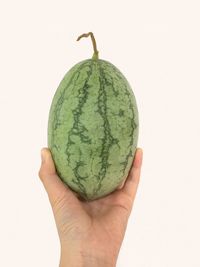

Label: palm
[39,147,142,260]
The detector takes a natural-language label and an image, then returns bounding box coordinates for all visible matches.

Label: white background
[0,0,200,266]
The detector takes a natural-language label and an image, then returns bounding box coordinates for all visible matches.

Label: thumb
[38,148,76,208]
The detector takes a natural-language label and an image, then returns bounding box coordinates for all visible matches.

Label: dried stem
[77,32,99,60]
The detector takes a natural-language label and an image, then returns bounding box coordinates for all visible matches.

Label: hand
[38,147,143,267]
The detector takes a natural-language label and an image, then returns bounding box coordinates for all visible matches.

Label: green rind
[48,59,139,200]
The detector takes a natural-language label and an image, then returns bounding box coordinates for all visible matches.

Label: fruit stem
[77,32,99,60]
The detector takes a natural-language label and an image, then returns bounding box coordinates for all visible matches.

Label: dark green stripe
[65,61,94,196]
[93,60,120,195]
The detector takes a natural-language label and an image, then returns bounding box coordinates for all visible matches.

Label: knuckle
[38,167,46,181]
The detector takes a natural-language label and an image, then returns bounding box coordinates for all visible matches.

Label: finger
[38,147,76,207]
[121,148,143,199]
[117,178,126,190]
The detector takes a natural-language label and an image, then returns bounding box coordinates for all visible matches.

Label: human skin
[38,147,143,267]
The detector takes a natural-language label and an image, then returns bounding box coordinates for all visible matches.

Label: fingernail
[41,149,45,163]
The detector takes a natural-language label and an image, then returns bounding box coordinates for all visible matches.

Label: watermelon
[48,32,139,200]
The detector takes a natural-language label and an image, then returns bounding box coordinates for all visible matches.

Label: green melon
[48,32,139,200]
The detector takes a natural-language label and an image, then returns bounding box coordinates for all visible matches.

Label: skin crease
[38,147,143,267]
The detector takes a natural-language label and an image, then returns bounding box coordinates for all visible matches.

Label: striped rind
[48,59,139,200]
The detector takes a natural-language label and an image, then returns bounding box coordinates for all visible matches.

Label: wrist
[59,246,116,267]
